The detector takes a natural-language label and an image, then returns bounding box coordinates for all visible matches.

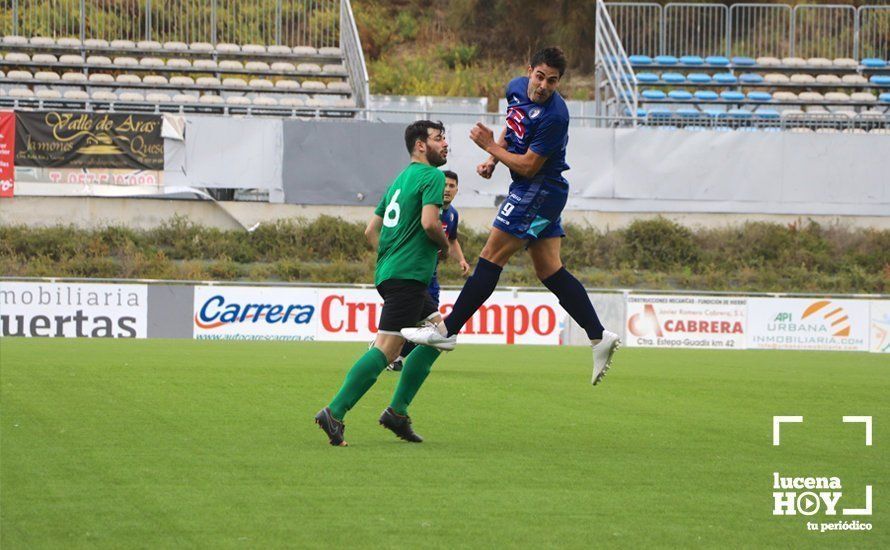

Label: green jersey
[373,162,446,286]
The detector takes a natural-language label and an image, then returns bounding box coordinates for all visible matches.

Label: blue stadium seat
[694,90,719,101]
[747,91,772,102]
[879,93,890,103]
[703,109,728,118]
[755,109,780,119]
[720,91,746,101]
[705,56,730,66]
[861,58,888,69]
[636,72,659,84]
[728,109,753,119]
[870,75,890,87]
[648,108,673,118]
[642,89,667,100]
[629,55,653,66]
[714,73,738,84]
[662,72,686,84]
[680,55,704,66]
[668,90,693,100]
[687,73,712,84]
[624,107,648,117]
[732,56,757,66]
[739,73,765,84]
[655,55,679,65]
[677,108,701,118]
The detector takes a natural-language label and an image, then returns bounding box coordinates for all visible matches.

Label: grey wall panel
[561,293,627,346]
[282,120,408,206]
[147,285,194,339]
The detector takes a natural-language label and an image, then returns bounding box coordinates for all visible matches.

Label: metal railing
[4,0,341,48]
[340,0,367,109]
[595,0,638,125]
[604,2,890,60]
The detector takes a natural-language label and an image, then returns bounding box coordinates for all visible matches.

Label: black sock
[542,267,605,340]
[444,258,503,336]
[399,340,417,358]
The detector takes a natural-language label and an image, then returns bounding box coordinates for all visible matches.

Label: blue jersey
[504,76,570,188]
[428,205,459,303]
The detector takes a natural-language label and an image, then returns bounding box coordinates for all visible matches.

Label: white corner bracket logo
[771,415,874,533]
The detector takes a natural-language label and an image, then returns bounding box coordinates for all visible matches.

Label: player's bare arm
[449,237,471,275]
[421,203,450,254]
[470,122,548,179]
[476,128,507,179]
[364,214,383,248]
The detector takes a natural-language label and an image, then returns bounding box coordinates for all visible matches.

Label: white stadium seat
[169,76,195,86]
[275,80,300,90]
[249,78,274,89]
[36,89,61,99]
[91,91,117,101]
[216,43,241,53]
[219,60,244,70]
[781,57,806,66]
[189,42,214,52]
[163,41,188,51]
[318,47,342,56]
[798,92,824,102]
[833,58,858,68]
[111,39,136,49]
[113,57,139,67]
[56,37,81,48]
[842,74,867,85]
[280,97,306,107]
[34,71,60,81]
[323,64,346,75]
[292,46,318,56]
[119,91,145,102]
[815,74,841,84]
[764,73,789,84]
[143,75,169,85]
[87,55,113,66]
[252,96,278,106]
[84,38,109,48]
[139,57,165,67]
[246,61,271,72]
[137,40,161,50]
[116,74,142,84]
[268,45,292,55]
[327,82,351,92]
[271,62,296,72]
[772,92,798,102]
[824,92,851,102]
[60,54,85,64]
[173,94,200,103]
[199,94,225,104]
[807,57,832,67]
[297,63,322,74]
[225,96,251,105]
[336,98,357,108]
[300,80,326,90]
[3,35,29,45]
[193,59,218,70]
[7,70,34,80]
[32,53,58,64]
[9,88,35,98]
[850,92,876,103]
[196,76,222,86]
[223,77,247,87]
[5,52,31,63]
[29,36,55,46]
[790,74,815,84]
[88,73,115,83]
[242,44,266,54]
[63,90,90,100]
[167,58,191,69]
[146,92,173,103]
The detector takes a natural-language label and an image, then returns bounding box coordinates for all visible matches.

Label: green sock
[328,347,389,420]
[389,345,441,415]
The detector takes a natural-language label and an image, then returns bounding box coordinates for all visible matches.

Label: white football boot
[591,330,621,386]
[400,323,457,351]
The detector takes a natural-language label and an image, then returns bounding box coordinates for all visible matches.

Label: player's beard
[426,148,447,167]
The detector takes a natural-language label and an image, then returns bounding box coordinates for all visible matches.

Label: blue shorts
[427,273,441,306]
[492,180,568,240]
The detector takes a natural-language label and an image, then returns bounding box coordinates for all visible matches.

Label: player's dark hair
[530,47,567,77]
[404,120,446,154]
[443,170,459,183]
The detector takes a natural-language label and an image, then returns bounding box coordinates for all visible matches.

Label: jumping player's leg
[529,237,604,341]
[443,228,525,336]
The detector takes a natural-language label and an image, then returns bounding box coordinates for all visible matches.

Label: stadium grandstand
[0,0,367,116]
[594,1,890,133]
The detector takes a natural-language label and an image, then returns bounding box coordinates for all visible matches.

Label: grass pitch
[1,339,887,549]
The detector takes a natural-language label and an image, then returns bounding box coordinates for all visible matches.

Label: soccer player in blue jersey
[387,170,470,372]
[403,47,621,385]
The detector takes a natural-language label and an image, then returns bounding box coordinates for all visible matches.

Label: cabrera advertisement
[0,282,147,338]
[625,294,747,349]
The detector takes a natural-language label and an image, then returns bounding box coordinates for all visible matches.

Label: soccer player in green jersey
[315,120,452,447]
